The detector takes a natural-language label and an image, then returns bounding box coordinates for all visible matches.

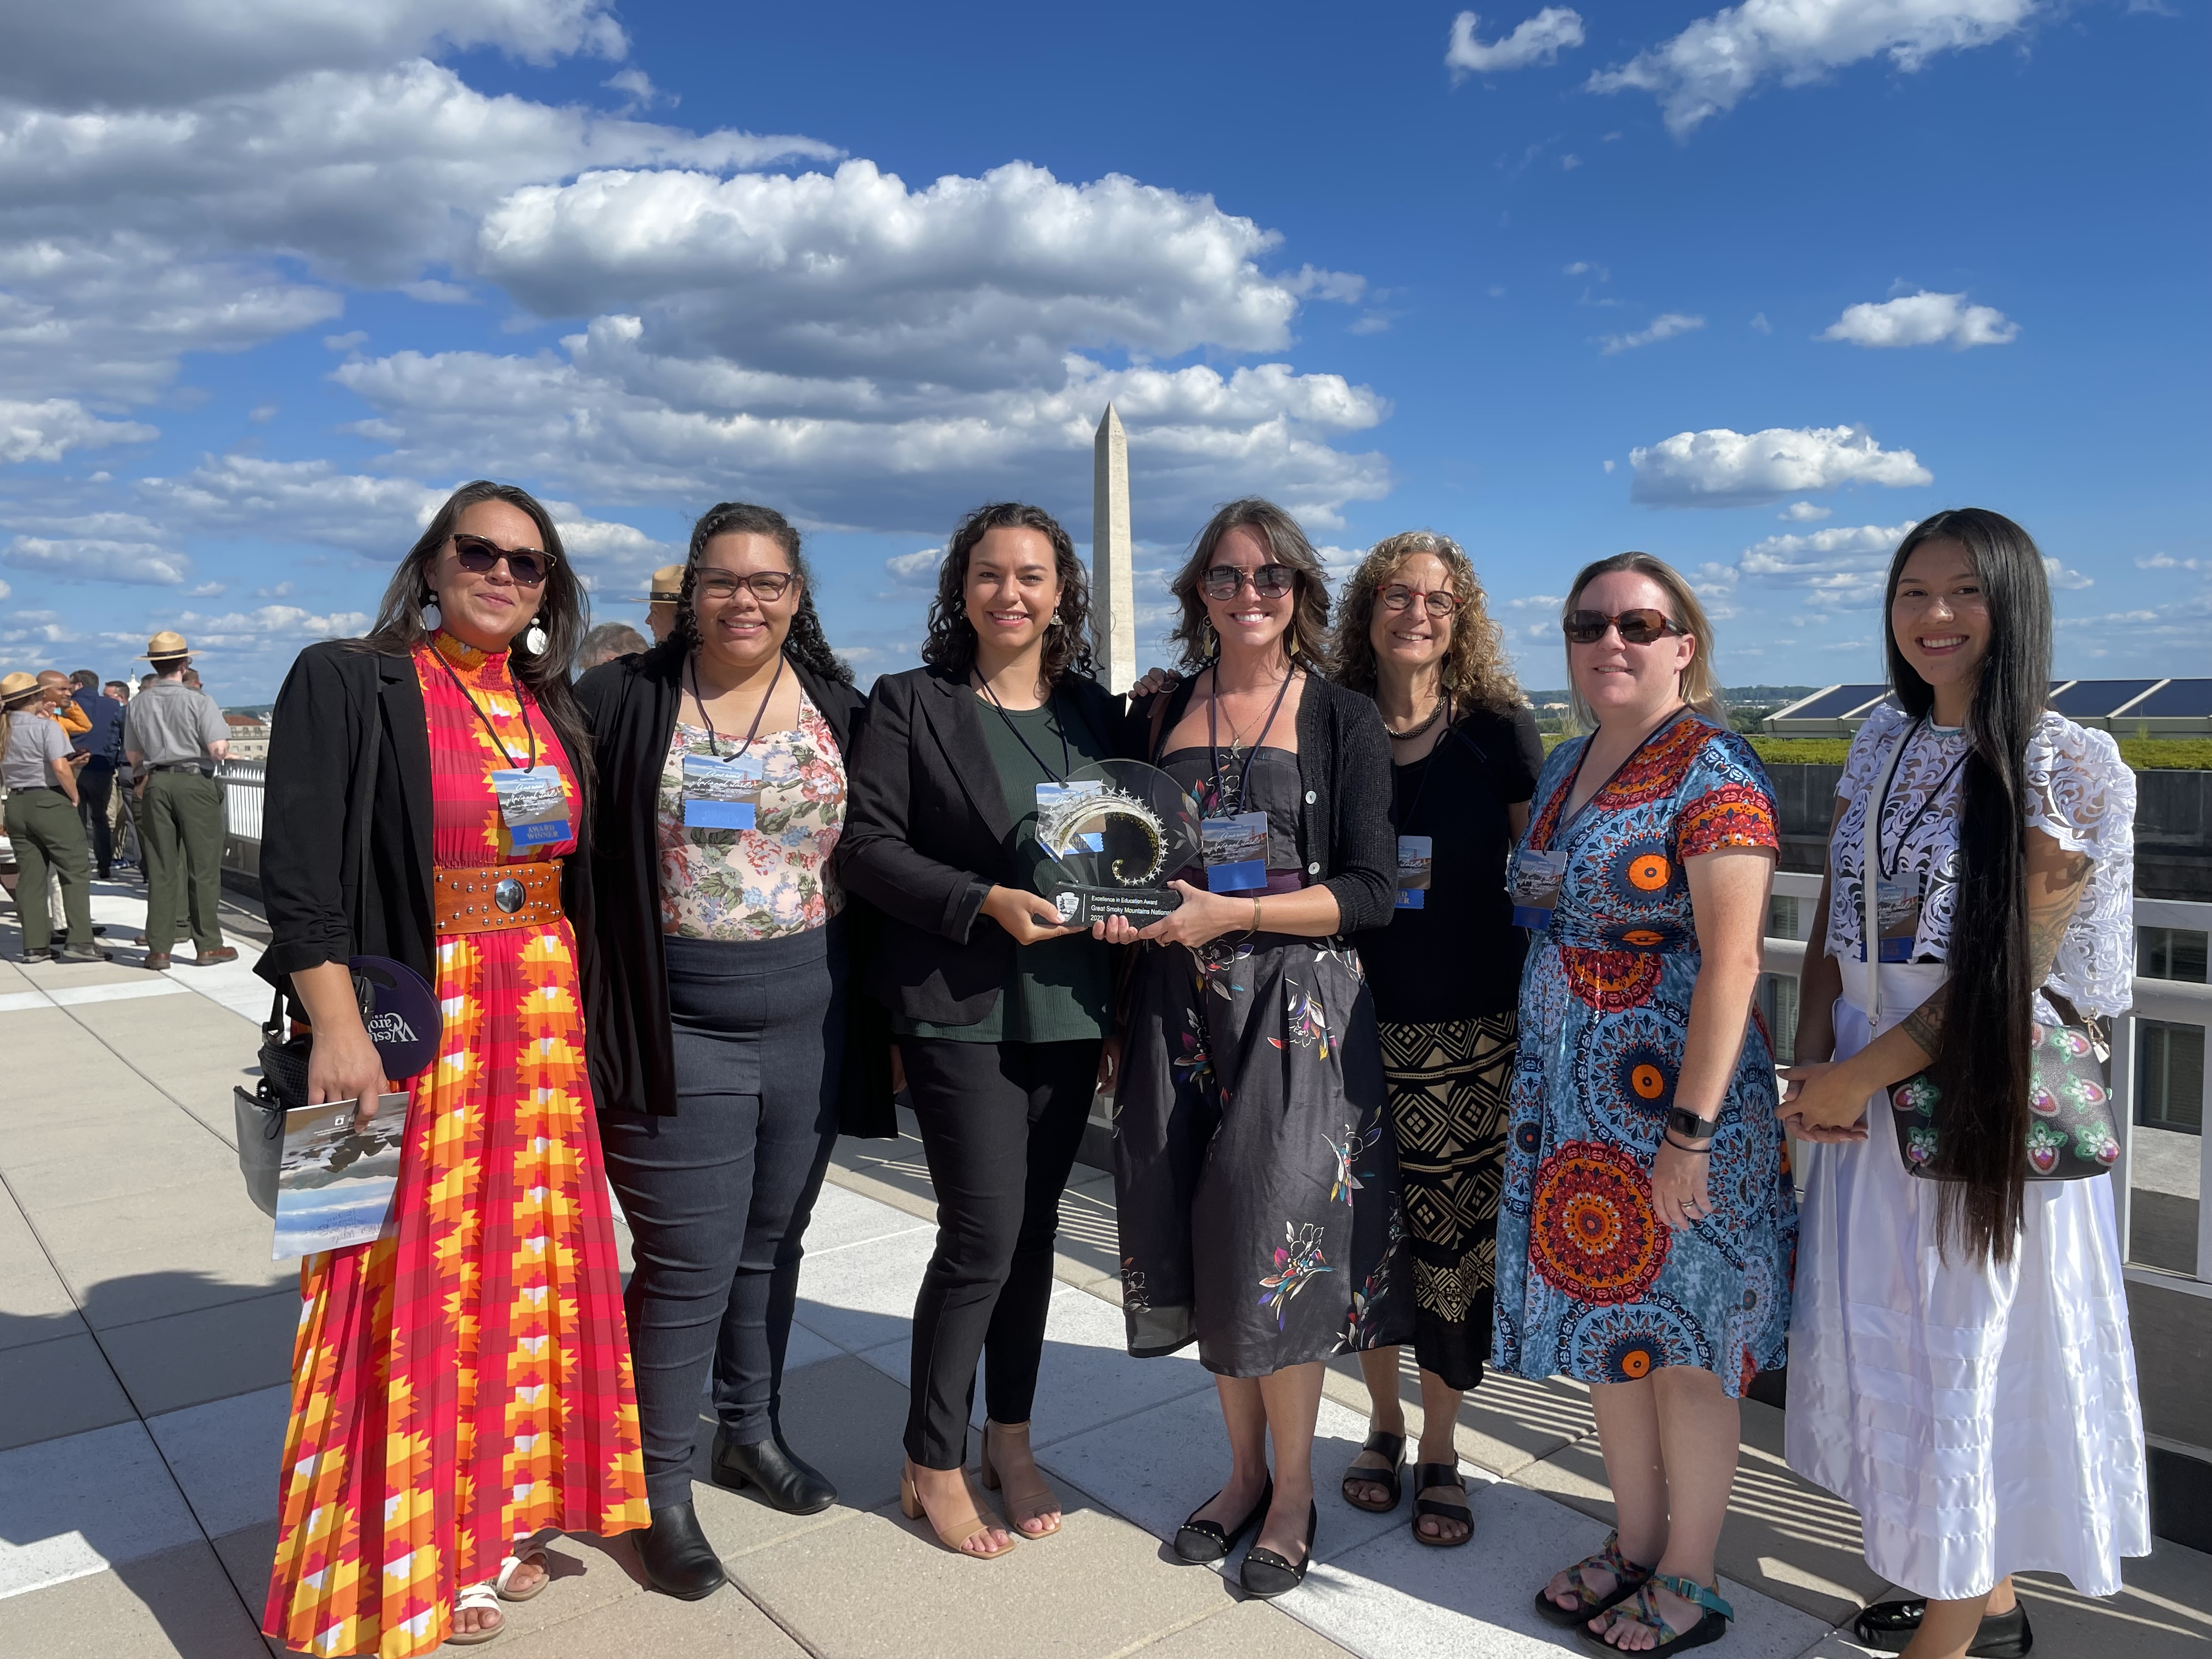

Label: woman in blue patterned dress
[1495,553,1796,1655]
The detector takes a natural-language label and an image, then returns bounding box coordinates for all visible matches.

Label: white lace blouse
[1826,703,2137,1017]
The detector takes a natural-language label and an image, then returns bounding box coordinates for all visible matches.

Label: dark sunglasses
[697,569,796,603]
[452,533,555,586]
[1381,584,1461,618]
[1562,608,1685,646]
[1200,563,1296,601]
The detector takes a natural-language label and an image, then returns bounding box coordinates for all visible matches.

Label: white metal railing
[216,758,265,844]
[1764,869,2212,1296]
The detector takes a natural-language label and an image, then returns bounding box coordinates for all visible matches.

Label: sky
[1,0,2205,703]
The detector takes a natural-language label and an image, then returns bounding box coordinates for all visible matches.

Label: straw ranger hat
[645,564,686,604]
[139,630,192,662]
[1,670,42,706]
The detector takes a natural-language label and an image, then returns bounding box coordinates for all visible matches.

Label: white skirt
[1783,969,2151,1599]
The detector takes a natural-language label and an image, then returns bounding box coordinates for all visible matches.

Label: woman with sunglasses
[1108,498,1406,1598]
[1329,532,1543,1547]
[1497,554,1793,1655]
[1779,512,2146,1659]
[258,483,646,1653]
[576,503,893,1597]
[838,502,1123,1559]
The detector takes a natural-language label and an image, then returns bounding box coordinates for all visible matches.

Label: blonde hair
[1331,531,1522,714]
[1561,552,1726,731]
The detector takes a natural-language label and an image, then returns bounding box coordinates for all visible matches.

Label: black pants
[77,765,114,876]
[600,923,845,1511]
[901,1036,1100,1469]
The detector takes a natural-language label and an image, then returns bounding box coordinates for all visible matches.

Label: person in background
[2,671,105,962]
[123,633,236,969]
[138,672,158,691]
[1332,532,1543,1547]
[577,620,650,673]
[40,670,91,743]
[182,667,204,692]
[103,680,129,703]
[67,669,122,879]
[646,563,686,644]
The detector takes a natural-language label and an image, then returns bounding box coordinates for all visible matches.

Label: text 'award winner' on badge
[490,764,571,847]
[1036,760,1203,927]
[682,751,765,830]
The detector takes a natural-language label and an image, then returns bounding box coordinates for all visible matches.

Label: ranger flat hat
[645,563,686,603]
[139,630,192,661]
[1,670,42,705]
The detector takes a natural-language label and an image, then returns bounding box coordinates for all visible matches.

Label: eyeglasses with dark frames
[1561,608,1685,646]
[1380,585,1462,618]
[451,533,555,587]
[1200,563,1297,601]
[696,569,798,603]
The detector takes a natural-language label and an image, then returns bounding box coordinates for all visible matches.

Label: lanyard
[1392,692,1454,832]
[974,674,1071,782]
[430,641,539,770]
[1875,718,1968,880]
[1538,705,1688,852]
[1206,664,1294,813]
[690,651,785,761]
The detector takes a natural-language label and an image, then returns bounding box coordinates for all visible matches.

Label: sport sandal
[980,1420,1061,1538]
[1173,1476,1272,1564]
[444,1582,505,1645]
[1535,1529,1655,1627]
[1410,1461,1472,1548]
[1340,1427,1405,1513]
[1239,1500,1318,1600]
[1582,1573,1733,1654]
[900,1461,1015,1560]
[492,1545,549,1602]
[1852,1598,2033,1658]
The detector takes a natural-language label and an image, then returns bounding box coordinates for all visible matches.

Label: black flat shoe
[1174,1476,1273,1564]
[1239,1500,1318,1599]
[1852,1598,2033,1657]
[712,1427,837,1514]
[633,1502,726,1600]
[1340,1428,1405,1513]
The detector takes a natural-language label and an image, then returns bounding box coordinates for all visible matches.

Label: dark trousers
[77,765,114,876]
[600,923,845,1511]
[901,1036,1101,1469]
[5,791,92,953]
[140,770,225,955]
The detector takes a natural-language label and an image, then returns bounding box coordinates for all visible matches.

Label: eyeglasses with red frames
[451,533,555,587]
[1562,608,1685,646]
[1380,584,1462,618]
[696,569,797,603]
[1200,563,1297,601]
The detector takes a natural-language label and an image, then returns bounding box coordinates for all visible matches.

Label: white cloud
[885,548,943,585]
[0,578,9,601]
[1563,261,1609,280]
[1750,311,1772,334]
[1781,500,1832,521]
[1629,424,1932,507]
[137,455,447,555]
[2136,552,2208,572]
[1820,289,2018,349]
[164,602,372,645]
[1733,520,1918,606]
[1588,0,2038,137]
[2042,556,2093,590]
[2,533,192,585]
[0,398,159,464]
[1599,312,1706,354]
[324,331,367,352]
[1447,9,1587,77]
[399,279,475,304]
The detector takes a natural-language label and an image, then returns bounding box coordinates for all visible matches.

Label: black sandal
[1239,1500,1318,1599]
[1852,1598,2033,1657]
[1534,1530,1654,1627]
[1339,1429,1404,1513]
[1173,1476,1272,1564]
[1581,1573,1732,1654]
[1410,1461,1472,1548]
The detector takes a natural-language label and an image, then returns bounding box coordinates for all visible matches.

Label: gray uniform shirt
[123,680,228,766]
[2,710,70,791]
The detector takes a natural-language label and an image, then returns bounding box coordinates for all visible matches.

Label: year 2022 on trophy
[1035,760,1202,927]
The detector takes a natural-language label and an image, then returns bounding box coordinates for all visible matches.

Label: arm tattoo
[1900,990,1945,1062]
[2025,851,2094,988]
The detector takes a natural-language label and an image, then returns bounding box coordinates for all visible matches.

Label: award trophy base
[1047,885,1184,926]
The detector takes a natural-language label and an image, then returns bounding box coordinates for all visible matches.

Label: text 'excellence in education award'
[1036,760,1202,927]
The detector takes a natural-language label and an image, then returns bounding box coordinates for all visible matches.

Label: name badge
[1874,874,1922,963]
[1510,846,1568,931]
[682,752,763,830]
[1037,781,1105,851]
[1395,834,1433,910]
[1201,810,1269,893]
[489,764,570,847]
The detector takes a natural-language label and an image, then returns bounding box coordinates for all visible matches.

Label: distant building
[1768,679,2211,740]
[223,712,271,760]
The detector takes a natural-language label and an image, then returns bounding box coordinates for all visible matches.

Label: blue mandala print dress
[1492,715,1796,1396]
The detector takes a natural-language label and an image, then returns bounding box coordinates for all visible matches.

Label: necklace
[1384,695,1445,741]
[1214,665,1293,761]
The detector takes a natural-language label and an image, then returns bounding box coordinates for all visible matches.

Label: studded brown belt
[433,860,563,935]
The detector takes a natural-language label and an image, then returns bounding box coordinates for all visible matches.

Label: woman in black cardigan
[576,503,892,1600]
[1107,498,1409,1600]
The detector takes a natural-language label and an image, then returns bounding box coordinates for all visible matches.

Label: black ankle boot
[712,1428,837,1515]
[633,1502,726,1600]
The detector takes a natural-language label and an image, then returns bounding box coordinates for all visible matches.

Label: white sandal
[444,1582,505,1645]
[493,1547,550,1602]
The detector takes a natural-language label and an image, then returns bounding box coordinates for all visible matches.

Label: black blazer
[255,640,597,995]
[1132,671,1398,935]
[835,664,1127,1027]
[574,644,896,1135]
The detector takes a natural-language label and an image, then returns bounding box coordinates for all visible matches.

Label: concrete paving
[2,878,2208,1657]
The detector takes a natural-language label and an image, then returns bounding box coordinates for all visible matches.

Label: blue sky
[2,0,2204,702]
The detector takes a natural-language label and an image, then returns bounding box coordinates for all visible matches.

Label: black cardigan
[574,644,896,1135]
[1132,672,1397,935]
[835,664,1128,1027]
[255,640,597,996]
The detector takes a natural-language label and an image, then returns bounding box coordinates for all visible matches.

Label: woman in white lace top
[1778,510,2148,1659]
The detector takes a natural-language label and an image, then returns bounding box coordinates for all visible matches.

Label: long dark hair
[1168,498,1334,676]
[673,502,851,684]
[919,502,1096,684]
[1882,507,2053,1265]
[358,479,595,807]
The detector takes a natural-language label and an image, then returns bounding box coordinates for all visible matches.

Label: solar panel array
[1769,678,2210,729]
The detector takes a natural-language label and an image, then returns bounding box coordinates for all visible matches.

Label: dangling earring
[522,619,548,656]
[420,595,442,633]
[1285,622,1300,660]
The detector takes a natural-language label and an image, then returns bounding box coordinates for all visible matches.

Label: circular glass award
[1035,760,1203,925]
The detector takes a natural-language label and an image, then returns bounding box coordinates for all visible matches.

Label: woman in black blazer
[576,503,892,1600]
[838,501,1122,1560]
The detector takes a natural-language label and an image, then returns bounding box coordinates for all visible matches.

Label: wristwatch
[1665,1107,1718,1143]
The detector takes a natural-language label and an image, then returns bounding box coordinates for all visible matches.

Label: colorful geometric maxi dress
[1492,714,1796,1397]
[263,633,647,1658]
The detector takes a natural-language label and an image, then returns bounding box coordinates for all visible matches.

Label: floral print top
[656,691,847,940]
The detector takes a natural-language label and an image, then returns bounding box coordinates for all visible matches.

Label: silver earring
[420,597,442,632]
[522,620,548,656]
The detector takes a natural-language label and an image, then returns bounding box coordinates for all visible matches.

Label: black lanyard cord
[1206,663,1295,814]
[429,640,539,771]
[974,673,1071,782]
[1876,718,1968,881]
[1393,692,1454,833]
[1539,704,1688,852]
[690,651,785,761]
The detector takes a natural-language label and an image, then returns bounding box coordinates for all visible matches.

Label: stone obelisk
[1091,403,1136,693]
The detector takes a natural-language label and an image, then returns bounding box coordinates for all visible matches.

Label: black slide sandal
[1410,1462,1472,1548]
[1340,1429,1404,1513]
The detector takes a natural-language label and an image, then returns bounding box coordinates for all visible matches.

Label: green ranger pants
[141,770,227,957]
[5,788,93,955]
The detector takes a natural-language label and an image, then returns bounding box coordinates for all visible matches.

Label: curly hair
[673,501,852,684]
[919,502,1097,685]
[1331,530,1521,713]
[1166,498,1333,676]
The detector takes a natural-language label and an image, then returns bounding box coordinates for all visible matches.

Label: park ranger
[122,631,238,970]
